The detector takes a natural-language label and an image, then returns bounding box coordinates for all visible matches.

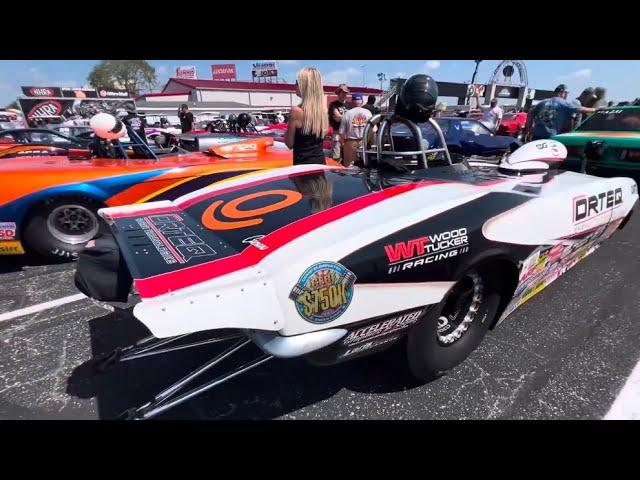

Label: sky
[1,59,639,107]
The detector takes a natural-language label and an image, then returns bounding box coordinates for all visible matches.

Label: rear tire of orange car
[406,270,502,382]
[22,196,107,262]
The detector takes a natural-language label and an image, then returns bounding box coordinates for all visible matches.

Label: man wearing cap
[525,84,598,141]
[569,87,596,130]
[338,93,373,167]
[592,87,608,109]
[328,84,349,161]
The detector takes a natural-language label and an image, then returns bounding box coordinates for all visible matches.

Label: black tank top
[293,127,325,165]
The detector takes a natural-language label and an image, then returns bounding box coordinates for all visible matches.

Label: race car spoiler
[97,201,287,338]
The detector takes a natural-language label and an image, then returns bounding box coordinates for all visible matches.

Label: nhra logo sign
[574,188,623,223]
[26,100,62,119]
[29,87,55,96]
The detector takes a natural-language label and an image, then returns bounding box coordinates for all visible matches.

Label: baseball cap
[351,93,363,101]
[335,84,350,94]
[554,84,568,93]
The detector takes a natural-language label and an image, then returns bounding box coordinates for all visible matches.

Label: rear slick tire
[407,270,501,382]
[22,196,106,262]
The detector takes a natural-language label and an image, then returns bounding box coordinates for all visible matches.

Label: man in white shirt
[338,93,372,167]
[478,98,503,132]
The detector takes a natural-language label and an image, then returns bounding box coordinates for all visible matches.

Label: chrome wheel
[437,272,483,345]
[46,204,99,245]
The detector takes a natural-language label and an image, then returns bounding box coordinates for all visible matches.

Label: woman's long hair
[296,67,328,139]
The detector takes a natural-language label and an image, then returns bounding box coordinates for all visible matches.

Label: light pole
[360,64,365,87]
[377,72,387,92]
[467,59,483,106]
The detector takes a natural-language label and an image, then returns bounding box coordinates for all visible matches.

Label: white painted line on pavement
[604,358,640,420]
[0,293,87,323]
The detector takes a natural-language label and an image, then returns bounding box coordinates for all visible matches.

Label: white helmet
[90,113,127,140]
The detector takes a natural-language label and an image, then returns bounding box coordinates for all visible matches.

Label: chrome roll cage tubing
[361,114,452,169]
[94,332,272,420]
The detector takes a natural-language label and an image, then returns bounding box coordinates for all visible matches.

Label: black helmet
[228,113,237,121]
[237,112,252,127]
[394,74,438,123]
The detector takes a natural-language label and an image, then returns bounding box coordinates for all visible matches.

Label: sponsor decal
[0,222,17,239]
[573,188,623,223]
[136,214,217,264]
[242,235,268,250]
[385,227,470,274]
[26,100,62,119]
[599,110,623,115]
[632,184,638,196]
[0,241,25,255]
[202,189,302,231]
[289,262,356,324]
[339,334,402,359]
[342,309,423,346]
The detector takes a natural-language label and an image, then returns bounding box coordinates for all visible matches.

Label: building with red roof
[135,78,384,116]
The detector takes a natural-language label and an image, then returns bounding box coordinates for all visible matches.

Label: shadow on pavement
[66,308,424,420]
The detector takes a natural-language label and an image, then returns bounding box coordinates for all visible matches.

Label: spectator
[592,87,608,109]
[276,112,285,124]
[434,102,447,118]
[362,95,380,116]
[478,98,503,132]
[525,84,598,140]
[338,93,373,167]
[122,106,147,143]
[570,87,596,130]
[284,67,328,165]
[607,101,614,108]
[328,84,349,161]
[178,104,194,133]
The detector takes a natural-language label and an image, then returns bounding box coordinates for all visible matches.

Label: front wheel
[407,270,501,381]
[22,196,106,261]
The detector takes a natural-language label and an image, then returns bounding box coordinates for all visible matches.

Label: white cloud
[157,65,169,74]
[559,68,592,81]
[322,67,361,85]
[426,60,441,70]
[279,60,298,65]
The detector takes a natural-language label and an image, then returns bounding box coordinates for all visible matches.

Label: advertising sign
[252,61,278,79]
[211,64,237,80]
[176,66,198,79]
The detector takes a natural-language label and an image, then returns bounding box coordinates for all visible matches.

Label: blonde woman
[285,67,328,165]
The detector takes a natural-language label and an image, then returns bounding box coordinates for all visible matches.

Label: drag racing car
[75,74,638,419]
[0,113,333,260]
[0,128,93,158]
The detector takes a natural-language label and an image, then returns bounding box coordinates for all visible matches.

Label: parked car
[552,106,640,182]
[392,117,522,157]
[497,112,528,137]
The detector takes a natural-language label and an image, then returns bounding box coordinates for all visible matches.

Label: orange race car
[0,127,337,261]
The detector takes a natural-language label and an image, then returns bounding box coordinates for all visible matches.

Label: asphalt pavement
[1,213,639,420]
